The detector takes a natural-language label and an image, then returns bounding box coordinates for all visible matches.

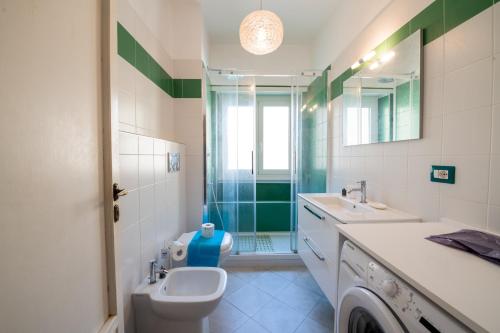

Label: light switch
[430,165,455,184]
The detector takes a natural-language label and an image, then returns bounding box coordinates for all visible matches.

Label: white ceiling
[201,0,340,44]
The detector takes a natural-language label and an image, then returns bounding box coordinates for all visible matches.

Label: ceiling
[201,0,340,44]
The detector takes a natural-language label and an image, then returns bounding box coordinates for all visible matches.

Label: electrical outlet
[430,165,455,184]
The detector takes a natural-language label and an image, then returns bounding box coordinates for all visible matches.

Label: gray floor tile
[234,319,271,333]
[224,273,246,299]
[252,300,306,333]
[209,300,249,333]
[251,271,291,296]
[225,284,273,317]
[294,270,324,295]
[270,265,307,282]
[295,318,333,333]
[274,282,321,313]
[308,297,335,329]
[228,267,269,283]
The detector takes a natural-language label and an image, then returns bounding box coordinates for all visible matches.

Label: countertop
[336,222,500,333]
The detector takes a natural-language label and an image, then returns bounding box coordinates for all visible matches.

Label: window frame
[256,94,291,180]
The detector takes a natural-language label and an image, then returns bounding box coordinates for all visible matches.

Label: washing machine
[336,240,472,333]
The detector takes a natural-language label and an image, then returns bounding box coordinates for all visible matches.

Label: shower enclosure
[204,69,328,254]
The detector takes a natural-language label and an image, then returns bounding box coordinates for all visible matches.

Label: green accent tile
[135,43,150,78]
[117,23,135,66]
[256,182,291,202]
[444,0,493,32]
[182,79,202,98]
[410,0,444,45]
[173,79,183,98]
[385,23,411,50]
[256,203,291,232]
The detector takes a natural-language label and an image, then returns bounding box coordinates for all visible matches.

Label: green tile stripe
[329,0,497,100]
[117,22,201,99]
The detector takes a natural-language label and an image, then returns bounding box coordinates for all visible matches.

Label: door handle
[304,204,325,220]
[303,237,325,261]
[113,183,128,201]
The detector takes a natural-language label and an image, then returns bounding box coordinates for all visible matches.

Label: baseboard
[222,253,304,267]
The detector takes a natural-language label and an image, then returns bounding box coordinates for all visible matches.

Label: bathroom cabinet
[297,196,341,308]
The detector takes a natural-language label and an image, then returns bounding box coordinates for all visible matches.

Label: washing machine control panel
[367,260,471,333]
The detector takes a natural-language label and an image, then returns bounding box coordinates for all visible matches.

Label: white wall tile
[424,37,444,79]
[154,155,166,183]
[488,204,500,233]
[407,156,441,221]
[494,3,500,55]
[118,57,136,94]
[119,155,139,190]
[489,154,500,206]
[117,0,136,35]
[494,54,500,105]
[444,57,493,114]
[442,107,492,155]
[440,155,490,203]
[119,131,138,155]
[138,135,154,155]
[409,115,443,156]
[492,104,500,155]
[120,223,140,270]
[154,138,166,155]
[423,75,444,117]
[138,155,154,186]
[440,195,488,228]
[119,189,140,230]
[119,89,136,127]
[444,8,493,73]
[139,185,155,220]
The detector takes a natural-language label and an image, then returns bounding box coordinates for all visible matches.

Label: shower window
[257,95,291,178]
[226,106,254,171]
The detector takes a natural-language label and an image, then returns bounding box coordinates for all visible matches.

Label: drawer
[298,227,338,307]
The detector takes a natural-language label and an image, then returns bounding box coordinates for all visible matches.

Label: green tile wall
[117,22,201,99]
[330,0,497,100]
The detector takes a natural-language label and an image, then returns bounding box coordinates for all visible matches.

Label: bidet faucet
[149,259,169,284]
[348,180,367,203]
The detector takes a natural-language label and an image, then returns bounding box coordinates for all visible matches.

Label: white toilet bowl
[133,267,227,333]
[176,231,233,266]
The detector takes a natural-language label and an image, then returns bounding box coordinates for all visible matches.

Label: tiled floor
[209,266,335,333]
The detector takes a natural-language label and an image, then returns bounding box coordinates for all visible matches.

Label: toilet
[176,231,233,266]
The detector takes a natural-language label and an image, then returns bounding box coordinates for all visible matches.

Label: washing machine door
[337,287,406,333]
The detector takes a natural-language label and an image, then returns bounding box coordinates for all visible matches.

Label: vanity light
[369,61,380,70]
[380,51,396,64]
[362,50,376,62]
[351,61,361,70]
[301,104,307,112]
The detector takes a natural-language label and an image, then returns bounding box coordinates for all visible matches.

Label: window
[257,95,290,177]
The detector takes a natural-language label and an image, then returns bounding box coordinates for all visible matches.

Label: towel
[187,230,225,267]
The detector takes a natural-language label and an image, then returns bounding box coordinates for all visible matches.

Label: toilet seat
[177,231,233,255]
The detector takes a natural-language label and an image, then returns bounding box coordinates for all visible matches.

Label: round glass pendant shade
[239,10,284,55]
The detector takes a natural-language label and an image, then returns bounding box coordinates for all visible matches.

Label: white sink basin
[299,193,420,223]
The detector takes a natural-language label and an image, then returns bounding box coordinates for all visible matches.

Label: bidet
[133,267,227,333]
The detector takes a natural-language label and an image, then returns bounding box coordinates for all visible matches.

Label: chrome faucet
[149,260,158,284]
[348,180,367,203]
[148,259,169,284]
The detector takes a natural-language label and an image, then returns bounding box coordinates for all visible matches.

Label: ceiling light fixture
[369,61,380,70]
[239,0,284,55]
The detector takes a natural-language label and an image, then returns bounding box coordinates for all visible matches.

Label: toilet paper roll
[170,240,187,261]
[201,223,215,238]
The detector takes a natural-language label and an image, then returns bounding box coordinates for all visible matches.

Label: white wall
[328,1,500,233]
[119,133,186,332]
[312,0,392,69]
[0,1,108,332]
[209,43,313,73]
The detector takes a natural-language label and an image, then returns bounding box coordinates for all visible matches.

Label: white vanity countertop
[298,193,420,223]
[336,222,500,333]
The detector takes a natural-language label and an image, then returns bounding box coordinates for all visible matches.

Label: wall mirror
[342,30,422,146]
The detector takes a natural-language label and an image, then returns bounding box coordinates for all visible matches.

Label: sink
[299,193,420,223]
[133,267,227,333]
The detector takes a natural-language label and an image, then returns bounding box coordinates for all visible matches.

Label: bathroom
[1,0,499,333]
